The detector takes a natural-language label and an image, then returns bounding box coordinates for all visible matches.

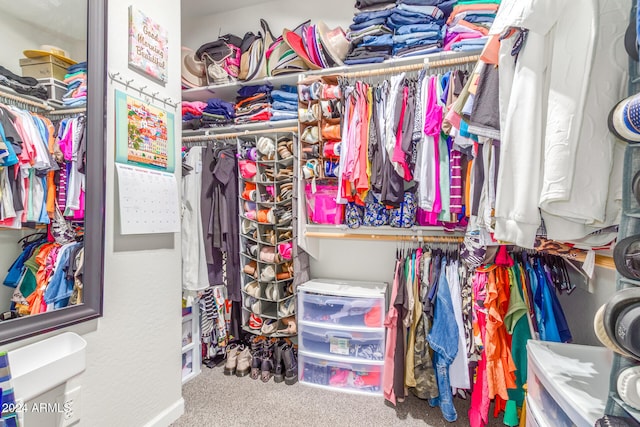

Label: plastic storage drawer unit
[297,279,387,396]
[526,341,613,427]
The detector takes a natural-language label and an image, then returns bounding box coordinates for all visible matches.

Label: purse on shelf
[239,19,274,81]
[301,126,319,144]
[389,191,417,228]
[299,103,320,123]
[321,99,342,119]
[321,123,341,141]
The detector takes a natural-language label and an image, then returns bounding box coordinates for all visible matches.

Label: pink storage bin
[305,183,344,225]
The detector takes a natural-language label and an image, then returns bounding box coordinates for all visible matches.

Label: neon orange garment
[465,159,473,218]
[477,263,517,401]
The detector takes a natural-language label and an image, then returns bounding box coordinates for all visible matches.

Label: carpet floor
[172,363,507,427]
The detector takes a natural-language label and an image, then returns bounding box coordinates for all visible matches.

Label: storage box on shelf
[20,55,71,81]
[526,340,613,427]
[297,279,387,396]
[239,131,297,338]
[36,78,66,103]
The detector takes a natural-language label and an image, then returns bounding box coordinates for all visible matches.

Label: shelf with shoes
[296,279,387,396]
[237,130,298,340]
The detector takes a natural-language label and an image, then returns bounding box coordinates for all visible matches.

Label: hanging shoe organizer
[239,131,297,338]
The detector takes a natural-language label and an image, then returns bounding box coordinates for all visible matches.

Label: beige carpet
[172,363,507,427]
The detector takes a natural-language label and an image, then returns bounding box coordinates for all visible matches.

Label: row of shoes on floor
[223,337,298,385]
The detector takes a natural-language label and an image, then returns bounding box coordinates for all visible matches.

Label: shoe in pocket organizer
[298,293,384,328]
[623,145,640,218]
[299,354,383,395]
[298,324,384,362]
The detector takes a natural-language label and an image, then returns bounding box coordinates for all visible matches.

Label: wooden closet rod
[338,54,480,79]
[0,89,53,111]
[304,231,464,243]
[182,126,297,143]
[533,237,615,269]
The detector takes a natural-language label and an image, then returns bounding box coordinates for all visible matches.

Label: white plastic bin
[526,340,612,427]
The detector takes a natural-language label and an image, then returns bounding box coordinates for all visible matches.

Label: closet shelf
[181,50,482,103]
[182,120,298,139]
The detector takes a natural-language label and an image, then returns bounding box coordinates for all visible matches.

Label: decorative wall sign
[128,6,168,83]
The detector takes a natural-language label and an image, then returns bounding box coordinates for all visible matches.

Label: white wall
[181,0,354,51]
[0,12,86,75]
[1,1,184,426]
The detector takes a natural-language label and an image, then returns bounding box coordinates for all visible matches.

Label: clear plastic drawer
[298,353,383,396]
[298,292,384,328]
[299,324,384,362]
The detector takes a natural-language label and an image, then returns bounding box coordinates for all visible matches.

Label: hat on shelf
[613,235,640,281]
[593,287,640,361]
[603,287,640,360]
[23,45,76,65]
[316,21,349,67]
[608,92,640,143]
[181,46,206,89]
[617,366,640,410]
[283,27,321,70]
[593,304,632,357]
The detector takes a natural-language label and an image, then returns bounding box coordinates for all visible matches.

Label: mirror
[0,0,106,344]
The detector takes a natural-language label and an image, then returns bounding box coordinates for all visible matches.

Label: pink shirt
[383,260,402,405]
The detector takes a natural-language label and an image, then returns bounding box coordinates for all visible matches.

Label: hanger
[562,258,586,293]
[17,231,47,247]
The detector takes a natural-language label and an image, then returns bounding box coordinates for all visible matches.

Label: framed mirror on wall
[0,0,106,344]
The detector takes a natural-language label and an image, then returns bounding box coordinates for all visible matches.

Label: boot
[282,344,298,385]
[235,345,251,377]
[250,350,262,380]
[273,340,286,383]
[223,343,239,376]
[261,339,275,383]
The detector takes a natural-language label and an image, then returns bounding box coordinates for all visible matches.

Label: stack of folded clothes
[202,98,235,128]
[235,84,272,124]
[345,0,396,64]
[270,85,298,122]
[390,0,456,57]
[0,65,47,100]
[62,62,87,107]
[345,0,459,63]
[444,0,499,51]
[182,101,207,130]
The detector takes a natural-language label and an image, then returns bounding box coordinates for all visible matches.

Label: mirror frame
[0,0,106,344]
